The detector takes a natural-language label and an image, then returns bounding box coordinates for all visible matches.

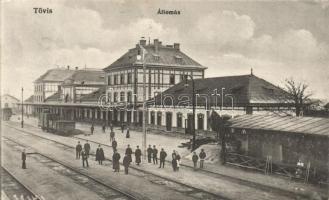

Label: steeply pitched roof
[2,94,19,102]
[229,115,329,136]
[152,74,293,106]
[24,95,34,103]
[104,41,206,71]
[63,70,105,86]
[79,87,106,102]
[45,92,61,102]
[34,68,76,83]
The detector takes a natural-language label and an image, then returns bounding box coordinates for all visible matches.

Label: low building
[226,115,329,183]
[1,94,20,113]
[148,73,295,134]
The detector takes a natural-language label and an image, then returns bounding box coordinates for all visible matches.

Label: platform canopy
[228,115,329,136]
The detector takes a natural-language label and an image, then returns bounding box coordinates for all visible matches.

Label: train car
[38,109,76,136]
[2,107,13,121]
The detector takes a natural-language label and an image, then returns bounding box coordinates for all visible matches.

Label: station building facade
[103,38,207,126]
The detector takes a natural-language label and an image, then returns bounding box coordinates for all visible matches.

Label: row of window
[150,112,205,130]
[108,91,133,103]
[107,72,197,86]
[107,73,133,85]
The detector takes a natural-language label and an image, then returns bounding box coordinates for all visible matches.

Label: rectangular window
[120,92,125,102]
[169,74,175,84]
[107,75,112,85]
[127,92,132,103]
[113,92,118,102]
[120,74,125,84]
[127,73,132,84]
[114,74,118,85]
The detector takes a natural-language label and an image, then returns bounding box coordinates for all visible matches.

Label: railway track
[2,126,228,200]
[3,123,312,200]
[2,137,144,200]
[1,166,40,200]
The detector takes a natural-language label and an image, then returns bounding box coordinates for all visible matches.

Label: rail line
[3,126,228,200]
[4,123,311,200]
[2,136,145,200]
[1,166,41,200]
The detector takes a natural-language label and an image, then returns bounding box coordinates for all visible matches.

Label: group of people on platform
[74,123,207,174]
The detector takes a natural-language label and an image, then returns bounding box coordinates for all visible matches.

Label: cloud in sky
[1,0,328,100]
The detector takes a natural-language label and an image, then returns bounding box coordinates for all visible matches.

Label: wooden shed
[226,115,329,184]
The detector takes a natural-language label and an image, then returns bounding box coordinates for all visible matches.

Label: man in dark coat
[22,149,26,169]
[192,152,199,170]
[172,154,177,171]
[112,150,121,172]
[126,128,130,138]
[125,145,133,163]
[84,141,91,158]
[147,145,153,163]
[81,149,89,167]
[152,145,158,164]
[135,145,142,165]
[159,148,167,168]
[102,124,106,133]
[76,141,82,159]
[112,138,117,152]
[110,130,115,142]
[123,153,130,174]
[96,144,105,165]
[199,149,207,169]
[91,124,94,135]
[121,123,124,133]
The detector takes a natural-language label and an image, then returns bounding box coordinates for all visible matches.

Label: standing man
[112,150,121,172]
[96,144,105,165]
[22,149,26,169]
[159,148,167,168]
[84,141,91,158]
[126,127,130,138]
[76,141,82,159]
[110,130,115,142]
[102,123,106,133]
[135,145,142,165]
[90,124,94,135]
[121,123,124,133]
[123,153,130,174]
[152,145,158,165]
[125,145,133,163]
[192,152,199,170]
[147,145,153,163]
[81,149,89,168]
[176,151,181,171]
[172,154,177,171]
[112,138,117,152]
[199,149,207,169]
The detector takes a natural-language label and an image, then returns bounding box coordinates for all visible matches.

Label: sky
[1,0,329,100]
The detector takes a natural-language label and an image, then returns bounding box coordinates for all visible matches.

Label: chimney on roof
[174,43,180,50]
[154,39,160,53]
[251,68,253,75]
[139,37,146,46]
[67,65,70,70]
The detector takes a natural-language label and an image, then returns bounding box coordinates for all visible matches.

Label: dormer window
[175,55,183,64]
[153,54,160,61]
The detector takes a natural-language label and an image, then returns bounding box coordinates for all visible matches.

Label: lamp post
[138,42,148,160]
[221,88,225,110]
[21,87,24,128]
[184,75,196,152]
[225,94,234,117]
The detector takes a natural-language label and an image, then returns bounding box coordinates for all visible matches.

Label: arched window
[177,113,183,128]
[157,112,162,126]
[197,113,204,130]
[127,91,132,103]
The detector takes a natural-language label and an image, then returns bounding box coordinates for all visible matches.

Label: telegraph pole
[21,87,24,128]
